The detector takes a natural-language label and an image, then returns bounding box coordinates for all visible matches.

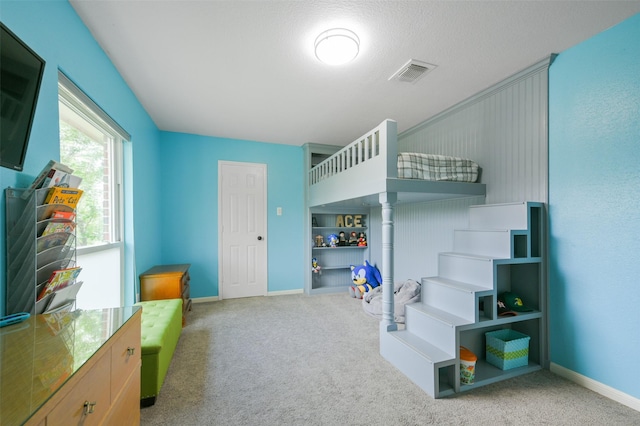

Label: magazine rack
[5,187,77,315]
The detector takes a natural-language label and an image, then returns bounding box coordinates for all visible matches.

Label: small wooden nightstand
[140,264,192,326]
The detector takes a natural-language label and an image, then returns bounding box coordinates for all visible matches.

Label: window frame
[58,70,127,254]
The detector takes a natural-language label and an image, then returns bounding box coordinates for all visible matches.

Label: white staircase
[380,202,545,397]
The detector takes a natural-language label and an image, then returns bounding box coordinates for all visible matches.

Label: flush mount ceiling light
[314,28,360,65]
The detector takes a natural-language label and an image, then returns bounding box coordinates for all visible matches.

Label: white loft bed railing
[308,119,398,207]
[309,119,398,184]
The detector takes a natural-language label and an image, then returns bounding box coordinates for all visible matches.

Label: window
[58,71,127,249]
[58,71,129,309]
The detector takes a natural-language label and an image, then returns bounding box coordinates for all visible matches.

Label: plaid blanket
[397,153,479,182]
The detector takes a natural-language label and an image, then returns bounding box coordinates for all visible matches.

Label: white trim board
[193,296,219,304]
[267,289,304,296]
[193,289,304,304]
[550,362,640,412]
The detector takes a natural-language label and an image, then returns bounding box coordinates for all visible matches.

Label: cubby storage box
[485,329,530,370]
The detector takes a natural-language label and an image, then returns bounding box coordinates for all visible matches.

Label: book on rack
[45,281,83,312]
[37,232,73,252]
[44,187,84,209]
[37,266,82,301]
[41,221,76,236]
[42,168,83,189]
[21,160,74,200]
[51,210,76,221]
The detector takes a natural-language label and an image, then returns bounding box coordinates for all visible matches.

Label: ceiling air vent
[389,59,437,83]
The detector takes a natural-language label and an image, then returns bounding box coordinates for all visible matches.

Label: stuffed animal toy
[357,232,367,247]
[327,234,338,248]
[349,260,382,299]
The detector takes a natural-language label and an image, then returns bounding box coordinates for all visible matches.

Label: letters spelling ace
[335,214,362,227]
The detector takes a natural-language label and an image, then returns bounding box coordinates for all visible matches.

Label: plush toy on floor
[349,260,382,299]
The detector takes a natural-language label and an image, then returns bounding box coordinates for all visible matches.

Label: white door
[219,161,268,299]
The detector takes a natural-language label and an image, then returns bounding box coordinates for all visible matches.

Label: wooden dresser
[140,264,192,326]
[0,306,142,426]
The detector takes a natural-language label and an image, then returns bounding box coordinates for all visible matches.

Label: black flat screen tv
[1,22,46,171]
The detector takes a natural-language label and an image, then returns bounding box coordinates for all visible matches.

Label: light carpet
[140,293,640,426]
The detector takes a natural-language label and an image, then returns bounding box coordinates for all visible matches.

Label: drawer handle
[127,347,135,356]
[83,401,97,415]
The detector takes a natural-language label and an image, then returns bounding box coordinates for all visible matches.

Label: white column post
[379,192,397,332]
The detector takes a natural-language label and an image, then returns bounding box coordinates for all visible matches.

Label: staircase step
[422,277,493,322]
[453,229,512,258]
[405,303,470,355]
[407,302,471,328]
[437,252,495,288]
[469,202,529,230]
[423,276,492,295]
[380,329,455,398]
[388,329,455,365]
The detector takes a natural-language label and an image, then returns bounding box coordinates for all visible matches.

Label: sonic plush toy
[349,260,382,299]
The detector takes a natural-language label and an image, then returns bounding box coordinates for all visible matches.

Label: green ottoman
[135,299,183,407]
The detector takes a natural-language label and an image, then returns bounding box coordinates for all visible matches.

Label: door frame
[217,160,268,300]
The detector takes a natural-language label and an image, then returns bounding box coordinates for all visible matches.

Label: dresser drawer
[103,365,141,426]
[110,311,141,399]
[181,271,190,292]
[181,279,190,301]
[46,351,111,425]
[140,273,183,300]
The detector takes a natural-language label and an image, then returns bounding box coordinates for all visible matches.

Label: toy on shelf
[357,232,367,247]
[349,231,358,246]
[312,258,321,274]
[348,260,382,299]
[315,235,324,247]
[327,234,338,248]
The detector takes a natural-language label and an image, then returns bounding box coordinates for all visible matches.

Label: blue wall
[158,132,304,297]
[0,0,164,313]
[1,1,306,314]
[549,13,640,399]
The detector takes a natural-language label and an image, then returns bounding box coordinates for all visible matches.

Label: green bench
[135,299,183,407]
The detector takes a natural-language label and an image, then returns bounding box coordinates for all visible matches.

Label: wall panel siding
[371,57,552,282]
[399,56,552,205]
[369,197,485,282]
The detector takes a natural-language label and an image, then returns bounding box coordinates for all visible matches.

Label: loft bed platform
[308,119,486,209]
[310,179,486,209]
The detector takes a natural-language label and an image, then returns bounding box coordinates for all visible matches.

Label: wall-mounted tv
[1,22,46,171]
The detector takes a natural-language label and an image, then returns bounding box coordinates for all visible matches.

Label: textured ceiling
[69,1,640,147]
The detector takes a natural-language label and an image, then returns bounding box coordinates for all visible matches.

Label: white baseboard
[192,289,303,304]
[267,289,304,296]
[192,296,219,303]
[550,362,640,412]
